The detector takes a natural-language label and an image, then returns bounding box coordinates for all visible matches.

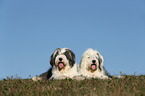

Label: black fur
[97,53,103,71]
[39,67,52,80]
[64,49,75,67]
[98,58,102,71]
[97,53,112,78]
[50,48,60,67]
[39,48,75,80]
[103,67,112,78]
[50,48,75,67]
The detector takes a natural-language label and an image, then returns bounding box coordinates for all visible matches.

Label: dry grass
[0,75,145,96]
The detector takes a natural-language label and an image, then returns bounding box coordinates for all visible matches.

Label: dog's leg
[32,76,42,81]
[32,68,52,81]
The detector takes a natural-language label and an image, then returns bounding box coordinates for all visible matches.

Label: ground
[0,75,145,96]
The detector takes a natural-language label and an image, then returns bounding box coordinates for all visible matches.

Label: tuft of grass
[0,75,145,96]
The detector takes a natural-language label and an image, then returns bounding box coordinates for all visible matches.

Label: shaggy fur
[32,48,78,81]
[79,48,112,79]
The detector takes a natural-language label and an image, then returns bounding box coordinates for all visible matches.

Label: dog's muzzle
[58,58,65,70]
[58,62,64,69]
[90,60,97,71]
[91,64,96,70]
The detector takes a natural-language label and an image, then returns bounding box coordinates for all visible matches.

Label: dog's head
[50,48,75,71]
[80,48,104,72]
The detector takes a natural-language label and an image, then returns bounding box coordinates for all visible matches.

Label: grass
[0,75,145,96]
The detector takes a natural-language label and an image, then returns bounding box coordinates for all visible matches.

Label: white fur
[51,64,79,79]
[32,76,42,81]
[50,48,79,80]
[79,48,110,79]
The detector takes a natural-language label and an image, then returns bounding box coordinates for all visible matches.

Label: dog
[79,48,112,79]
[32,48,79,81]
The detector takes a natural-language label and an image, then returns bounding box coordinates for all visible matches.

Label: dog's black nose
[92,60,96,63]
[59,58,63,61]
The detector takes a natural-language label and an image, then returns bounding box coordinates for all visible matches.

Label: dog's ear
[65,49,76,67]
[79,55,85,69]
[97,52,104,71]
[50,48,60,67]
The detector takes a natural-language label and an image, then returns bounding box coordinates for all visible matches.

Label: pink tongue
[59,63,64,68]
[91,65,96,70]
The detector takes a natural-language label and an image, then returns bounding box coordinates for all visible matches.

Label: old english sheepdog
[32,48,78,81]
[79,48,112,79]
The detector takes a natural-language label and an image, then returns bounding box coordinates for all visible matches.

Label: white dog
[79,48,112,79]
[32,48,79,81]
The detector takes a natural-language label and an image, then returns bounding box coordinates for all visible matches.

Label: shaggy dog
[32,48,78,81]
[79,48,112,79]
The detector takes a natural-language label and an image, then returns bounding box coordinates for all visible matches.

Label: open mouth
[58,62,64,69]
[91,64,96,70]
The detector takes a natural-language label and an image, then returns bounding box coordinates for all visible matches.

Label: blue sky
[0,0,145,79]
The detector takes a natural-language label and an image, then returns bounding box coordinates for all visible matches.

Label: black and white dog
[79,48,112,79]
[32,48,78,81]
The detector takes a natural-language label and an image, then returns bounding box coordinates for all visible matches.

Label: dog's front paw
[32,76,42,82]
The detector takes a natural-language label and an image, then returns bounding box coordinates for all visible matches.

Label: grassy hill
[0,75,145,96]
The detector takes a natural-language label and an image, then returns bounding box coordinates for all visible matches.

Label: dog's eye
[88,57,90,59]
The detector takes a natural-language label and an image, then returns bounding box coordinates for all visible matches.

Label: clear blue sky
[0,0,145,79]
